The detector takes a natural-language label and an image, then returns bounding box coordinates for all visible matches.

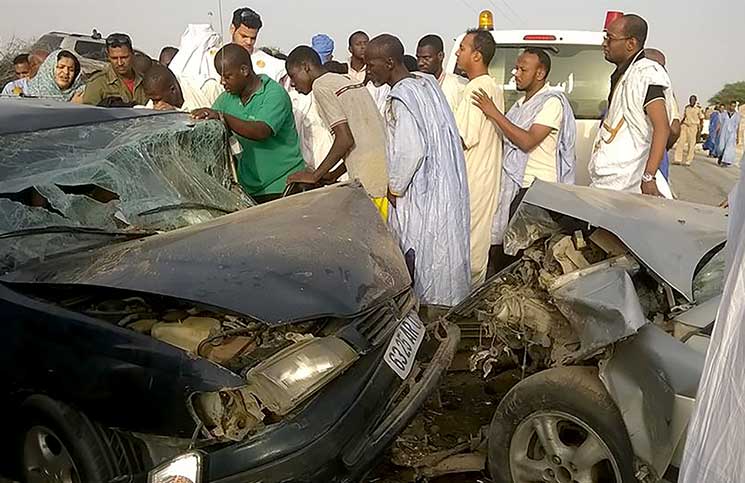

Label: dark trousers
[486,187,528,278]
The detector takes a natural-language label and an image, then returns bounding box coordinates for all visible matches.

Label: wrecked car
[0,100,459,482]
[446,181,726,483]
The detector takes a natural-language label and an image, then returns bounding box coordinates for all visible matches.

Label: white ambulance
[444,11,619,186]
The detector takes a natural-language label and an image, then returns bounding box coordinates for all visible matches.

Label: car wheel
[488,367,637,483]
[20,395,148,483]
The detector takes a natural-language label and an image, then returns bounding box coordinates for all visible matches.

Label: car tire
[20,395,148,483]
[488,366,637,483]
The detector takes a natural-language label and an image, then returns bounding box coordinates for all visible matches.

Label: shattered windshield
[0,112,253,272]
[693,247,726,303]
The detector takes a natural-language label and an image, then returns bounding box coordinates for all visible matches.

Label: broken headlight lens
[247,336,358,415]
[148,452,202,483]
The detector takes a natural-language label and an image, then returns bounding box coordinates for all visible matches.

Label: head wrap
[25,50,84,101]
[311,34,335,63]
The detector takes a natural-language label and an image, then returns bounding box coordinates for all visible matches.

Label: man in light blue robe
[718,101,741,167]
[365,34,471,307]
[703,106,721,156]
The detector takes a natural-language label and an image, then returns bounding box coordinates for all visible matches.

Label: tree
[709,81,745,105]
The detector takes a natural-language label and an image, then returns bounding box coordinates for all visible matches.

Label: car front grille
[355,289,417,347]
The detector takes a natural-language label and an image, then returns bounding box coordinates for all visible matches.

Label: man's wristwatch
[641,172,656,183]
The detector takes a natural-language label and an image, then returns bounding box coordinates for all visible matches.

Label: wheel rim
[509,410,623,483]
[23,425,81,483]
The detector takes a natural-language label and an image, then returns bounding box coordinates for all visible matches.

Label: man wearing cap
[83,33,148,106]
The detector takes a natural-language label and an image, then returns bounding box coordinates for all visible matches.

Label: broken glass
[0,113,253,271]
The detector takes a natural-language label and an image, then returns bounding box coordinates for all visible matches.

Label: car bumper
[198,318,459,483]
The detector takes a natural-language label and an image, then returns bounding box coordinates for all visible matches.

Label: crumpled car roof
[0,98,166,135]
[0,100,252,271]
[511,181,728,302]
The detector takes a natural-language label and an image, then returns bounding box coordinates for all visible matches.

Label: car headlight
[246,336,359,415]
[149,452,202,483]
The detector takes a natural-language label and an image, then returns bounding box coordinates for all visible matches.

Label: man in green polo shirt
[192,44,305,203]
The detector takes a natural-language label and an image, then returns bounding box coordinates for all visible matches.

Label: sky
[1,0,743,103]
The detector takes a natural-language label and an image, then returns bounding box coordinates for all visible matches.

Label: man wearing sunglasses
[83,33,148,106]
[588,14,672,197]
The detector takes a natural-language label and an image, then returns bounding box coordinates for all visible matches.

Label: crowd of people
[1,9,739,307]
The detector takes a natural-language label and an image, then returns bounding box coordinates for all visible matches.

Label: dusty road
[670,148,741,206]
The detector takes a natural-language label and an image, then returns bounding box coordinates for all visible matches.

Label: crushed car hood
[513,181,728,301]
[1,184,412,325]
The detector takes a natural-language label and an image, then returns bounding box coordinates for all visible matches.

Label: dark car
[0,100,459,483]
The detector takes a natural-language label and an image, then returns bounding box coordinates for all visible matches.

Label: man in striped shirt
[285,45,390,217]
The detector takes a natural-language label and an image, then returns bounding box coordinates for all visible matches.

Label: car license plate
[384,314,425,380]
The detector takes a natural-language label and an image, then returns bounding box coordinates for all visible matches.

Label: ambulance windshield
[488,44,615,120]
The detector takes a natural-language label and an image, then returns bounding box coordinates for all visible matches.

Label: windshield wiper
[0,225,157,241]
[137,203,235,217]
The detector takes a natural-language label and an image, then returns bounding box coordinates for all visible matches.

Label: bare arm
[667,119,681,150]
[223,113,273,141]
[642,100,670,196]
[191,108,273,141]
[472,89,552,152]
[289,122,355,185]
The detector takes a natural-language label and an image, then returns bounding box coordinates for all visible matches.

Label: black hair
[404,54,418,72]
[214,43,253,72]
[232,8,263,30]
[324,60,348,74]
[57,50,81,81]
[348,31,369,47]
[159,46,179,64]
[466,28,496,65]
[13,54,29,65]
[368,34,405,63]
[417,34,444,54]
[143,63,176,92]
[133,51,153,74]
[522,47,552,76]
[621,14,648,46]
[105,33,133,52]
[286,45,322,70]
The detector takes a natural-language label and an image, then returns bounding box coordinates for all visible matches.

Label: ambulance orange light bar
[479,10,494,31]
[523,35,557,41]
[604,11,624,30]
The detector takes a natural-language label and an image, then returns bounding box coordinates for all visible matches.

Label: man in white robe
[366,34,471,307]
[589,14,671,196]
[454,29,504,285]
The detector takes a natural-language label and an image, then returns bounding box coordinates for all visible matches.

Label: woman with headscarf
[25,50,84,102]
